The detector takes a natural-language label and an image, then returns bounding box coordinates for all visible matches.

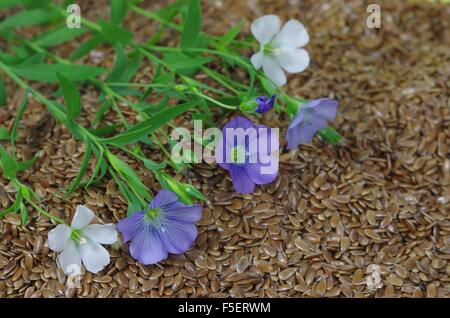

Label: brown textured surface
[0,0,449,298]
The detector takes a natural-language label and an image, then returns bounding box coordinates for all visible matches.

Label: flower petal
[71,205,94,229]
[130,228,168,265]
[307,98,338,121]
[163,203,202,223]
[229,165,255,194]
[251,52,263,69]
[57,240,81,274]
[251,15,280,45]
[245,163,278,185]
[276,48,310,73]
[83,224,118,245]
[273,19,309,48]
[150,190,179,210]
[117,211,145,242]
[286,116,327,149]
[263,57,286,87]
[288,108,305,129]
[48,224,71,252]
[161,222,198,254]
[79,239,110,273]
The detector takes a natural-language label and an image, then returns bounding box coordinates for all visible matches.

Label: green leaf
[23,0,52,9]
[117,52,142,83]
[106,151,151,201]
[85,147,107,188]
[56,72,82,120]
[107,44,126,83]
[0,204,17,218]
[0,127,10,140]
[317,126,343,145]
[19,202,28,224]
[110,0,129,25]
[88,124,122,137]
[142,158,167,172]
[19,52,47,65]
[70,34,104,61]
[34,26,85,47]
[0,76,6,106]
[0,9,57,31]
[0,144,17,179]
[11,92,28,151]
[163,52,212,71]
[12,64,106,83]
[180,0,202,49]
[0,0,22,10]
[92,99,112,126]
[103,101,198,145]
[259,76,277,96]
[217,21,243,47]
[67,141,92,193]
[99,20,132,44]
[16,156,38,172]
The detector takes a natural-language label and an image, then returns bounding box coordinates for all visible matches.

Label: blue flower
[286,98,338,149]
[255,95,276,113]
[117,190,202,265]
[215,116,279,194]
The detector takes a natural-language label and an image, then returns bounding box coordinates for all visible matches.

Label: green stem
[25,197,66,225]
[194,91,237,110]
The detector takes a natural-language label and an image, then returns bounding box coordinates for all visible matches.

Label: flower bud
[156,171,205,205]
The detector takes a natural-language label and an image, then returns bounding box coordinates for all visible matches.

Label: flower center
[145,207,162,223]
[70,229,87,245]
[230,145,246,163]
[263,44,281,56]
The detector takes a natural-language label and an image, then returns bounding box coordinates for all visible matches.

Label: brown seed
[142,278,158,292]
[426,283,437,298]
[129,277,139,293]
[386,274,403,287]
[0,255,8,268]
[94,275,112,283]
[279,268,297,280]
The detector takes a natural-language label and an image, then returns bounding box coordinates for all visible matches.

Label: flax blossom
[286,98,338,149]
[240,95,276,114]
[215,116,279,194]
[48,205,118,274]
[255,95,276,113]
[251,15,310,87]
[117,190,202,265]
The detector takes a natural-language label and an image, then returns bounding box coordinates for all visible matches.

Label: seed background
[0,0,449,298]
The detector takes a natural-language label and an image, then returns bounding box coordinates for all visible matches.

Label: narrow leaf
[99,20,132,44]
[67,141,92,193]
[180,0,202,48]
[0,76,6,106]
[70,34,104,61]
[0,9,57,31]
[12,64,106,83]
[34,26,85,47]
[56,72,82,120]
[102,101,198,145]
[110,0,129,25]
[0,144,17,179]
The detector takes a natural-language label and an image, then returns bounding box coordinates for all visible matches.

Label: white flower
[48,205,118,274]
[250,14,310,87]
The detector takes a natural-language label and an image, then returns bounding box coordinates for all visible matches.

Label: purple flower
[215,116,279,194]
[255,95,276,113]
[117,190,202,265]
[286,98,338,149]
